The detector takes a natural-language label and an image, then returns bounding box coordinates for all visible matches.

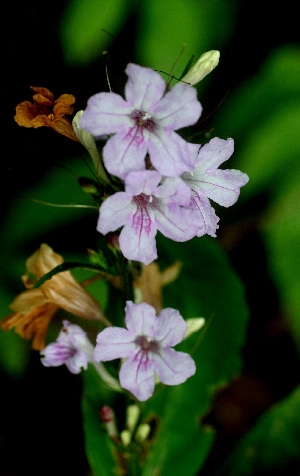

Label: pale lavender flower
[79,63,202,179]
[181,137,249,237]
[94,301,196,401]
[40,320,94,374]
[97,169,198,265]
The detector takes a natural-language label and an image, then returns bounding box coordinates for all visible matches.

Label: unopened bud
[184,317,205,340]
[73,110,110,185]
[126,404,140,433]
[135,423,151,443]
[78,177,100,198]
[100,406,119,441]
[181,50,220,86]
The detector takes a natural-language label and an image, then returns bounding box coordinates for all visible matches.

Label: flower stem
[93,361,122,392]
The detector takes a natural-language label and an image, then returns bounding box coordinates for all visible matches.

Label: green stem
[121,259,134,303]
[92,362,122,392]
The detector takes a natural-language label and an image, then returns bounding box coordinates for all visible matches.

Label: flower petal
[125,64,166,111]
[97,192,132,235]
[79,92,133,136]
[94,327,134,361]
[65,350,90,374]
[155,177,191,206]
[197,169,249,207]
[195,137,234,171]
[125,301,157,335]
[190,191,220,237]
[103,127,148,179]
[119,354,156,401]
[153,308,187,346]
[118,202,158,265]
[125,170,161,197]
[149,129,195,177]
[154,82,202,130]
[153,347,196,385]
[154,201,197,242]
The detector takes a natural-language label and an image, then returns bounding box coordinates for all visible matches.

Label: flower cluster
[41,301,196,400]
[79,63,249,264]
[6,55,249,403]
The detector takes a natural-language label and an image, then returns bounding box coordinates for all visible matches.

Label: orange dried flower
[14,86,79,142]
[1,244,105,350]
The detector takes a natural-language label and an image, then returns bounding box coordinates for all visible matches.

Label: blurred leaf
[235,103,300,197]
[140,235,249,476]
[135,0,236,81]
[214,44,300,138]
[212,44,300,196]
[219,385,300,475]
[59,0,135,65]
[211,44,300,353]
[261,167,300,348]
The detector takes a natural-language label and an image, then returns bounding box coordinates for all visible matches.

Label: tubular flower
[41,320,94,374]
[0,244,105,350]
[79,63,202,179]
[94,301,196,401]
[14,86,79,142]
[181,137,249,237]
[97,170,198,265]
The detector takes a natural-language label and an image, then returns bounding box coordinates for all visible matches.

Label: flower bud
[181,50,220,86]
[72,110,110,185]
[184,317,206,340]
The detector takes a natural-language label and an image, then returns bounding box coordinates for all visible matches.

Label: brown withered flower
[14,86,79,142]
[1,244,106,350]
[133,261,182,314]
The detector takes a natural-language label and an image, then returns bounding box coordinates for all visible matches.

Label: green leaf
[219,386,300,475]
[261,168,300,349]
[59,0,135,65]
[140,235,249,476]
[33,261,117,289]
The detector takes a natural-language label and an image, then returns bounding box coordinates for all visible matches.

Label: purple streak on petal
[153,347,196,385]
[198,169,250,207]
[153,308,187,346]
[119,353,156,401]
[149,129,194,177]
[94,327,135,362]
[154,82,202,130]
[119,212,158,265]
[116,189,158,263]
[79,92,133,136]
[125,64,166,111]
[189,191,219,237]
[103,127,148,179]
[97,192,132,235]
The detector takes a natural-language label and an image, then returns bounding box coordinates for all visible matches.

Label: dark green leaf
[140,235,249,476]
[219,386,300,475]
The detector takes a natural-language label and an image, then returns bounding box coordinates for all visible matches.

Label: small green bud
[78,177,100,198]
[135,423,151,443]
[181,50,220,85]
[184,317,205,340]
